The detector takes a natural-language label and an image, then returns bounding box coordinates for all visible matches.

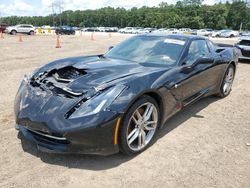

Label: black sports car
[15,34,238,155]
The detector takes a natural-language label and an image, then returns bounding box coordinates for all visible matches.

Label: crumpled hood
[35,55,166,93]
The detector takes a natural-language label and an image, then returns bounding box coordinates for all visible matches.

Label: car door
[167,39,214,105]
[17,25,27,33]
[23,25,32,33]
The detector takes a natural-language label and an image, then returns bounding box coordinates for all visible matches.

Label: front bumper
[17,115,120,155]
[15,82,121,155]
[236,46,250,61]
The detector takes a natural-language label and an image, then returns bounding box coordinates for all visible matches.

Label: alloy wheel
[223,66,234,95]
[126,102,158,151]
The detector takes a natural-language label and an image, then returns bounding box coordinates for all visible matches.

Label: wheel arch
[11,29,17,34]
[229,61,236,71]
[121,89,165,126]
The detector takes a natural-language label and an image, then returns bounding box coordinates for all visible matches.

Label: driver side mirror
[182,57,214,73]
[193,57,214,66]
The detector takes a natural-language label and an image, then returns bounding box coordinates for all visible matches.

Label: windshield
[105,36,186,65]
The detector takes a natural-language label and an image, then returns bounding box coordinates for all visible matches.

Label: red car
[0,23,8,33]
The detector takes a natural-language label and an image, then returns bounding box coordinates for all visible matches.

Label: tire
[119,95,160,155]
[230,34,234,38]
[29,31,34,35]
[218,64,235,98]
[11,30,17,35]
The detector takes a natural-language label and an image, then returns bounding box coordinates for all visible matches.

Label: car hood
[6,26,15,30]
[32,55,169,95]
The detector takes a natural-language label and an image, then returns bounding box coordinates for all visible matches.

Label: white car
[166,28,179,34]
[6,24,35,35]
[119,27,134,34]
[211,30,224,37]
[219,30,239,38]
[178,28,192,34]
[136,28,150,34]
[131,27,143,34]
[152,28,168,33]
[197,29,212,36]
[97,27,106,32]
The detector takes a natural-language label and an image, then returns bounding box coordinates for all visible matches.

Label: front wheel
[218,64,235,98]
[11,30,17,35]
[119,96,160,155]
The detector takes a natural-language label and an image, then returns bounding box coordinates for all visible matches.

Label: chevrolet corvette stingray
[15,34,237,155]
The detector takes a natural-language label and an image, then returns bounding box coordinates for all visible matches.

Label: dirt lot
[0,33,249,188]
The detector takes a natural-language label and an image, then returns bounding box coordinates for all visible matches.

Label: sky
[0,0,220,17]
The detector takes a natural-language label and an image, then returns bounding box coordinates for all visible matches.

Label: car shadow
[157,96,219,139]
[18,96,219,171]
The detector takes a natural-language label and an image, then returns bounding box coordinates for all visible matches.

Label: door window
[186,40,210,65]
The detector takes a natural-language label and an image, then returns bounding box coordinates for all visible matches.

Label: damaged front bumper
[16,114,120,155]
[14,74,122,155]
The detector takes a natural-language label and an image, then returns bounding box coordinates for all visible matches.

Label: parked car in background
[5,24,35,35]
[179,28,192,34]
[211,30,224,37]
[136,28,149,34]
[240,31,250,37]
[105,27,118,32]
[136,28,155,34]
[166,28,179,34]
[153,28,168,33]
[197,29,212,36]
[97,27,106,32]
[235,37,250,61]
[219,30,239,38]
[131,27,143,34]
[119,27,134,33]
[0,23,8,33]
[56,26,75,35]
[191,29,198,35]
[81,27,99,32]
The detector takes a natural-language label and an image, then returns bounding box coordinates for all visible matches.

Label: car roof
[141,33,206,41]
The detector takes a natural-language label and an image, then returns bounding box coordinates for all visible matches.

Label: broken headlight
[69,85,126,119]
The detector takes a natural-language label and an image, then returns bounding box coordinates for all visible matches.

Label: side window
[186,40,210,65]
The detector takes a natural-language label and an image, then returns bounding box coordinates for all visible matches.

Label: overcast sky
[0,0,222,17]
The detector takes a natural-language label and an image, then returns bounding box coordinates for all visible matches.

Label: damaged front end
[15,66,126,119]
[14,65,127,155]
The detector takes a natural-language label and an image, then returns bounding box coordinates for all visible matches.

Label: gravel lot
[0,33,249,188]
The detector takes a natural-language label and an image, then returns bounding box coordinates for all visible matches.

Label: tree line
[0,0,250,30]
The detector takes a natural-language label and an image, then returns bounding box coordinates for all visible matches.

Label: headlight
[69,85,126,119]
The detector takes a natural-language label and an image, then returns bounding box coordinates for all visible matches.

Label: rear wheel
[119,96,160,155]
[29,31,35,35]
[218,64,235,98]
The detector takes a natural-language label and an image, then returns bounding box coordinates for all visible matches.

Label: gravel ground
[0,33,249,188]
